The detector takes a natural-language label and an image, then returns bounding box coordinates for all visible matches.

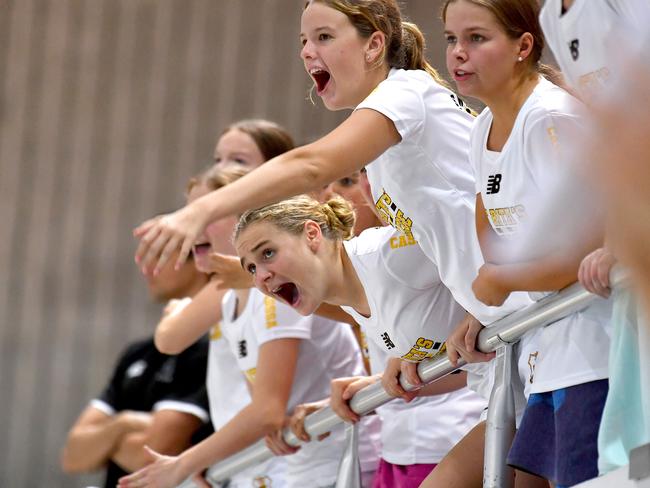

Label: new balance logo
[238,340,247,358]
[381,332,395,350]
[486,174,502,194]
[569,39,579,61]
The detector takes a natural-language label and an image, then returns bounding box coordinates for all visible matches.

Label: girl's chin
[193,258,211,274]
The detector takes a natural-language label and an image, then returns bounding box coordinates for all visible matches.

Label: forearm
[492,255,583,293]
[175,402,285,479]
[155,284,225,354]
[112,432,150,473]
[199,145,346,224]
[62,418,128,472]
[415,371,467,397]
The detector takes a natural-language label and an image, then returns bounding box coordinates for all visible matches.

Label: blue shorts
[507,379,608,487]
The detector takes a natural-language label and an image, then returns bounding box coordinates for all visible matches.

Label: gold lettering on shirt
[209,323,222,340]
[485,204,527,236]
[375,190,416,240]
[245,367,257,383]
[401,337,445,362]
[389,234,418,249]
[578,67,610,99]
[264,297,278,329]
[547,126,558,147]
[253,476,272,488]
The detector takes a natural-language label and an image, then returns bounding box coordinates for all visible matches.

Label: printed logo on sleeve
[400,337,445,362]
[381,332,396,350]
[253,476,272,487]
[245,367,256,383]
[527,351,538,384]
[360,331,370,360]
[450,93,474,115]
[546,126,558,147]
[264,296,278,329]
[569,39,580,61]
[238,340,248,358]
[578,67,610,98]
[209,322,222,341]
[375,190,416,240]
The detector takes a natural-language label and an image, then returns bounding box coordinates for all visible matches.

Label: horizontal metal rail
[187,270,626,486]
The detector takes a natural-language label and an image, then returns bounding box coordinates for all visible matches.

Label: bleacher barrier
[178,268,649,488]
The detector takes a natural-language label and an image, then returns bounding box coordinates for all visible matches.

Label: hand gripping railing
[179,269,626,488]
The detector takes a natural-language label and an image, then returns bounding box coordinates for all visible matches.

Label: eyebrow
[299,26,334,39]
[444,26,490,34]
[239,239,270,269]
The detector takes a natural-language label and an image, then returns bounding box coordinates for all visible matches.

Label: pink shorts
[372,458,437,488]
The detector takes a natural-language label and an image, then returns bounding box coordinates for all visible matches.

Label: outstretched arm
[135,109,401,274]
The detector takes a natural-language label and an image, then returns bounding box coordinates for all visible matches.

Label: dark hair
[307,0,450,88]
[222,119,295,161]
[441,0,565,87]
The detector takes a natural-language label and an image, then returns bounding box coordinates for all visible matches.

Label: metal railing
[179,269,625,488]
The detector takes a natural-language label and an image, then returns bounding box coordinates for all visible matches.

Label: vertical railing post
[334,422,362,488]
[483,343,517,488]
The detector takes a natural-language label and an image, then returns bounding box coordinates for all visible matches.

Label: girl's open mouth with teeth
[310,68,331,94]
[453,69,473,81]
[193,242,212,256]
[272,282,300,307]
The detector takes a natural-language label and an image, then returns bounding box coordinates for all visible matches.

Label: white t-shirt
[342,226,498,400]
[206,323,286,487]
[342,226,465,363]
[356,68,533,325]
[471,77,612,394]
[220,288,376,487]
[540,0,617,99]
[365,333,484,465]
[540,0,650,100]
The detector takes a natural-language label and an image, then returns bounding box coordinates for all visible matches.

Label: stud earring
[517,56,523,62]
[366,55,370,61]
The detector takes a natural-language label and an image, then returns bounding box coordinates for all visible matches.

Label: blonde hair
[186,163,249,196]
[235,195,356,242]
[307,0,450,88]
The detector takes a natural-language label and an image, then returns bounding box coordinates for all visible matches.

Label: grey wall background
[0,1,448,486]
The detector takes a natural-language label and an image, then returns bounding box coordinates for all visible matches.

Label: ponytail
[538,63,580,99]
[321,197,356,240]
[235,195,356,243]
[400,22,450,88]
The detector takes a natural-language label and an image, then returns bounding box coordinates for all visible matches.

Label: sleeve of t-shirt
[92,343,141,416]
[152,339,210,423]
[355,71,426,143]
[469,113,490,195]
[538,0,561,56]
[254,296,313,345]
[522,108,583,187]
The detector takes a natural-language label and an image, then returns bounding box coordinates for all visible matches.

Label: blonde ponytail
[235,195,355,242]
[321,197,356,240]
